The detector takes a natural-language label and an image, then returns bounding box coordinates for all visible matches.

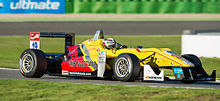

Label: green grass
[0,35,219,78]
[0,79,219,101]
[1,17,220,21]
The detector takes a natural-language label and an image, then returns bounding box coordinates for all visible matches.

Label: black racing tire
[181,54,208,83]
[182,54,202,67]
[19,49,47,78]
[103,70,113,80]
[113,53,141,82]
[182,54,208,75]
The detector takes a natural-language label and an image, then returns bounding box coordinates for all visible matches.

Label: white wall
[182,35,220,58]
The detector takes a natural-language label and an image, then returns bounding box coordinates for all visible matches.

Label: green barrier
[74,0,92,13]
[66,0,74,13]
[140,0,159,13]
[91,0,116,13]
[66,0,220,13]
[203,0,220,13]
[117,0,141,13]
[74,0,117,13]
[174,0,191,13]
[158,0,175,13]
[191,0,203,13]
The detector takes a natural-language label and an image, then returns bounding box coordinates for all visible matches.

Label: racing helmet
[103,38,116,49]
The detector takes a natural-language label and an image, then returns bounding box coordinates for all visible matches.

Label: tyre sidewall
[19,49,47,78]
[19,49,38,77]
[182,54,202,67]
[113,53,141,82]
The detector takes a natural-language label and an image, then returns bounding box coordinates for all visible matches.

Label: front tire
[182,54,208,76]
[19,49,47,78]
[181,54,208,83]
[113,53,141,82]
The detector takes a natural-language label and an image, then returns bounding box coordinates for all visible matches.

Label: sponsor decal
[143,65,164,81]
[173,68,184,80]
[88,48,96,51]
[10,0,60,10]
[173,68,183,74]
[0,0,65,14]
[30,32,40,41]
[182,60,194,65]
[62,71,69,75]
[98,51,106,63]
[69,61,97,67]
[97,51,106,77]
[30,32,40,49]
[88,48,100,52]
[69,71,91,76]
[31,42,38,49]
[163,50,194,65]
[163,50,182,59]
[145,76,162,80]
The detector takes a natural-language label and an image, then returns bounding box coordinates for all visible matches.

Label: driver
[102,38,116,49]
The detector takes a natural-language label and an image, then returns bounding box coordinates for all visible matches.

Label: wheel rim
[115,57,131,77]
[21,54,34,73]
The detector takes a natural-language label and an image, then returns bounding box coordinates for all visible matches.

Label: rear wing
[30,32,75,54]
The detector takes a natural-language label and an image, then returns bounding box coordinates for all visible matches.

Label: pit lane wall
[0,0,220,14]
[182,31,220,58]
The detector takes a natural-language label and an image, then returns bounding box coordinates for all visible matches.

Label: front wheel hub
[21,54,34,73]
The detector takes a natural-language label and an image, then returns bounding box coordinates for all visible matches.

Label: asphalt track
[1,21,220,35]
[0,68,219,89]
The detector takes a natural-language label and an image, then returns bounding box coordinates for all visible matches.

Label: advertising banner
[0,0,65,14]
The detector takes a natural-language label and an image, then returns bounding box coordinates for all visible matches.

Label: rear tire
[19,49,47,78]
[113,53,141,82]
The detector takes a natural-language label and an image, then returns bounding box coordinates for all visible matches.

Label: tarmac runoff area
[1,21,220,35]
[1,14,220,35]
[0,68,219,89]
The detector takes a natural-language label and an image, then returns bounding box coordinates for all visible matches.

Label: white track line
[0,68,18,71]
[0,67,219,83]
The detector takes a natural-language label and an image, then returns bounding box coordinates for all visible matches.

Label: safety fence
[66,0,220,13]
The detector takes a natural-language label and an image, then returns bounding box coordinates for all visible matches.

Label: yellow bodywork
[80,39,194,71]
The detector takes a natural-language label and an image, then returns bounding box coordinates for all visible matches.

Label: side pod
[143,65,164,81]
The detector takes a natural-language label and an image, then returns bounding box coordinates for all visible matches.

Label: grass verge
[0,79,219,101]
[1,18,220,21]
[0,35,219,78]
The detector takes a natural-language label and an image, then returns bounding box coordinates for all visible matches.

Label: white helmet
[103,38,116,49]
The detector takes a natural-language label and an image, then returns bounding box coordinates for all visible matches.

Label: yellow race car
[19,30,216,83]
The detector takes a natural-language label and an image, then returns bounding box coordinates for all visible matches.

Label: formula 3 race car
[19,30,216,83]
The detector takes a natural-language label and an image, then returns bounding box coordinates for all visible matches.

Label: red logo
[30,32,40,41]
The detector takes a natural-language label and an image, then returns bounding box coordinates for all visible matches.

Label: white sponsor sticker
[143,65,164,81]
[97,51,106,77]
[10,0,60,10]
[30,32,40,49]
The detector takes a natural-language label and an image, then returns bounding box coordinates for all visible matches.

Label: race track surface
[1,21,220,35]
[0,68,219,89]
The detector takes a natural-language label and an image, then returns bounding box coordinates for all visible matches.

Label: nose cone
[162,50,194,67]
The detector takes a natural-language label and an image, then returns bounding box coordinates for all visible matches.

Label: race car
[19,29,216,83]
